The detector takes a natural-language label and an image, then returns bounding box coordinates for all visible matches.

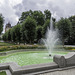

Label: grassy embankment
[0,42,75,52]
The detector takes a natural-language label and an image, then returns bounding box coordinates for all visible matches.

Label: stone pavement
[40,68,75,75]
[6,70,12,75]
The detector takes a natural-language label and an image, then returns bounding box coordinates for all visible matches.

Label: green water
[0,51,68,66]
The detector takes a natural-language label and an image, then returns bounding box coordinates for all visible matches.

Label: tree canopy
[57,18,72,44]
[0,14,4,34]
[22,16,37,44]
[3,10,75,45]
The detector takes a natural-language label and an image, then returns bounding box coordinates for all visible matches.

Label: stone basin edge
[0,61,75,75]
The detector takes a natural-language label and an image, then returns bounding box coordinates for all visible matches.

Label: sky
[0,0,75,32]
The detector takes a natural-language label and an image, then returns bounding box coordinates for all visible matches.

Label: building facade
[5,22,12,32]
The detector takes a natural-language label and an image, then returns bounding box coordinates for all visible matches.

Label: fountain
[43,16,59,56]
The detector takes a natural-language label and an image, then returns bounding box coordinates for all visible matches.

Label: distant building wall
[5,22,12,32]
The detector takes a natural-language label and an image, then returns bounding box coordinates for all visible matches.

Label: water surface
[0,51,68,66]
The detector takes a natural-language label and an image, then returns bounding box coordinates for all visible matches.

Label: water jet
[43,16,59,55]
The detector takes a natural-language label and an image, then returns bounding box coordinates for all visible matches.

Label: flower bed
[0,45,46,52]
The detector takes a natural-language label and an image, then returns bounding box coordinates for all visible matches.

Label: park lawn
[0,42,15,46]
[0,71,6,75]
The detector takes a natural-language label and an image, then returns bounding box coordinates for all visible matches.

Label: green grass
[0,42,14,46]
[0,51,69,66]
[0,71,6,75]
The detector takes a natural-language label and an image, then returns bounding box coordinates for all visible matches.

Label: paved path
[6,70,11,75]
[64,45,75,47]
[40,68,75,75]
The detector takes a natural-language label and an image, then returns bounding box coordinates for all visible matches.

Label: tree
[2,33,7,41]
[42,19,50,37]
[57,18,72,45]
[44,10,51,21]
[21,23,26,44]
[69,16,75,44]
[36,26,43,42]
[0,14,4,34]
[69,16,75,27]
[11,26,16,43]
[7,29,11,42]
[19,10,45,26]
[15,24,21,44]
[19,10,33,24]
[11,24,21,44]
[22,16,36,44]
[33,11,44,26]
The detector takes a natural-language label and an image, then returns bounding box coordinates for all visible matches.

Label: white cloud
[0,0,22,33]
[0,0,22,25]
[0,0,75,33]
[9,0,22,7]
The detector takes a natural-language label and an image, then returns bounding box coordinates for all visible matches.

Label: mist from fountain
[43,17,59,55]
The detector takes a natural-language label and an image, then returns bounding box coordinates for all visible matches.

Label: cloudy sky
[0,0,75,32]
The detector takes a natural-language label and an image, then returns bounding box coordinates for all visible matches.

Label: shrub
[0,46,9,51]
[63,46,74,50]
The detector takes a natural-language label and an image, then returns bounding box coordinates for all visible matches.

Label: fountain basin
[54,52,75,68]
[0,49,68,66]
[0,51,75,75]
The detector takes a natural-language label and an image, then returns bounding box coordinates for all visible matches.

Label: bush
[63,46,75,50]
[0,46,9,51]
[64,47,71,50]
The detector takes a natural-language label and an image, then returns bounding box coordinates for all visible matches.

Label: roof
[6,22,11,28]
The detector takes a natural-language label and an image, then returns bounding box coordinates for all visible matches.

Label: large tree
[42,19,50,37]
[14,24,21,44]
[68,16,75,44]
[19,10,33,24]
[0,14,4,34]
[57,18,72,45]
[33,11,44,26]
[22,16,37,44]
[44,10,51,21]
[7,29,11,42]
[21,24,26,44]
[10,24,21,44]
[11,26,16,43]
[2,32,7,41]
[36,26,43,42]
[19,10,45,26]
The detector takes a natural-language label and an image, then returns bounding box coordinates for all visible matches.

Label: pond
[0,50,69,66]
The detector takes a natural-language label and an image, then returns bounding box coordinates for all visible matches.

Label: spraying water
[43,16,59,55]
